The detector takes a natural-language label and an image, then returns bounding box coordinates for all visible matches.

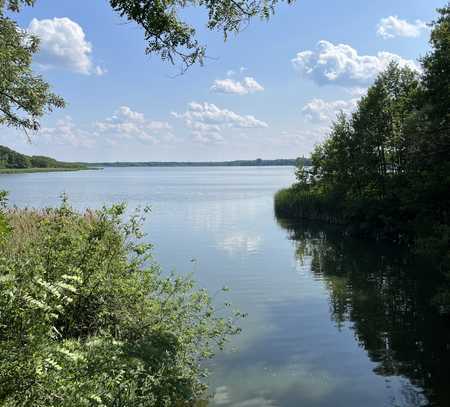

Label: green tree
[0,10,65,132]
[275,3,450,255]
[409,4,450,227]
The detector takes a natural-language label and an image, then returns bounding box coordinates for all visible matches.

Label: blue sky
[1,0,444,161]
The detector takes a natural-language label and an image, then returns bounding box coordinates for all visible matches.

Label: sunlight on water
[1,166,447,407]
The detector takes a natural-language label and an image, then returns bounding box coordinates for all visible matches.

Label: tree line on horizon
[0,143,311,168]
[89,158,311,167]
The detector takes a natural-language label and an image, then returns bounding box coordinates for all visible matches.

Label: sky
[1,0,445,162]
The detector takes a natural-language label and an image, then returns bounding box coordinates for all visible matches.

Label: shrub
[0,197,241,406]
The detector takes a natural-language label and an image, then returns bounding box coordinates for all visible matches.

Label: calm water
[1,167,449,407]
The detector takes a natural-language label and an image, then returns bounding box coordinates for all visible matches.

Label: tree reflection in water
[277,219,450,407]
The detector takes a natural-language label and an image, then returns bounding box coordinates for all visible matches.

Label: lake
[1,166,449,407]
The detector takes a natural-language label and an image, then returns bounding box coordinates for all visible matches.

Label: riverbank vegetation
[0,197,241,406]
[0,145,88,172]
[275,5,449,268]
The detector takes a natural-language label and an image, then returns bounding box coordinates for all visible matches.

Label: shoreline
[0,167,98,174]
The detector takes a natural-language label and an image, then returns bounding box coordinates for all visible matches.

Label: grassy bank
[274,185,426,241]
[274,186,345,225]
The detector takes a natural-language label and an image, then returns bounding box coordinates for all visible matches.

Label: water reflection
[277,219,450,407]
[3,168,449,406]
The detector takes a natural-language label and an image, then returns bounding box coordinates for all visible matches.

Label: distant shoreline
[87,158,310,168]
[0,167,96,174]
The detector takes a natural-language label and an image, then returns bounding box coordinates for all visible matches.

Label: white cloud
[210,77,264,95]
[292,40,418,86]
[172,102,268,143]
[174,102,268,128]
[95,106,172,143]
[277,128,329,150]
[302,98,358,123]
[28,17,105,75]
[95,66,107,76]
[346,87,367,97]
[377,16,428,39]
[39,116,95,148]
[31,107,173,149]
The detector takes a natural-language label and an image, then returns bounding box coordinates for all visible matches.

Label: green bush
[0,197,241,406]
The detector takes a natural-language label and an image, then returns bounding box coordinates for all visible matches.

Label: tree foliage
[0,198,242,406]
[0,144,86,169]
[275,4,450,263]
[0,2,64,132]
[109,0,293,71]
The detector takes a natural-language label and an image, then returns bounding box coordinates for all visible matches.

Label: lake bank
[0,167,99,174]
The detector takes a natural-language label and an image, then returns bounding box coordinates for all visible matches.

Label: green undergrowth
[0,196,243,406]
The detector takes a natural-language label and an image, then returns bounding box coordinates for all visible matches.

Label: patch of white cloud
[95,106,172,144]
[28,17,105,75]
[377,16,428,39]
[292,40,418,86]
[39,116,95,148]
[346,87,367,97]
[173,102,268,128]
[276,128,329,153]
[211,77,264,95]
[172,102,268,143]
[301,98,358,123]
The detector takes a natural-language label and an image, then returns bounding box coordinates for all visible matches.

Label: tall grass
[274,186,345,224]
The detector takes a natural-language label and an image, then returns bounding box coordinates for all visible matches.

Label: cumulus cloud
[172,102,267,143]
[95,106,172,143]
[377,16,428,39]
[277,128,328,149]
[292,40,418,86]
[210,77,264,95]
[33,107,173,149]
[39,116,95,148]
[173,102,268,128]
[302,98,358,123]
[28,17,105,75]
